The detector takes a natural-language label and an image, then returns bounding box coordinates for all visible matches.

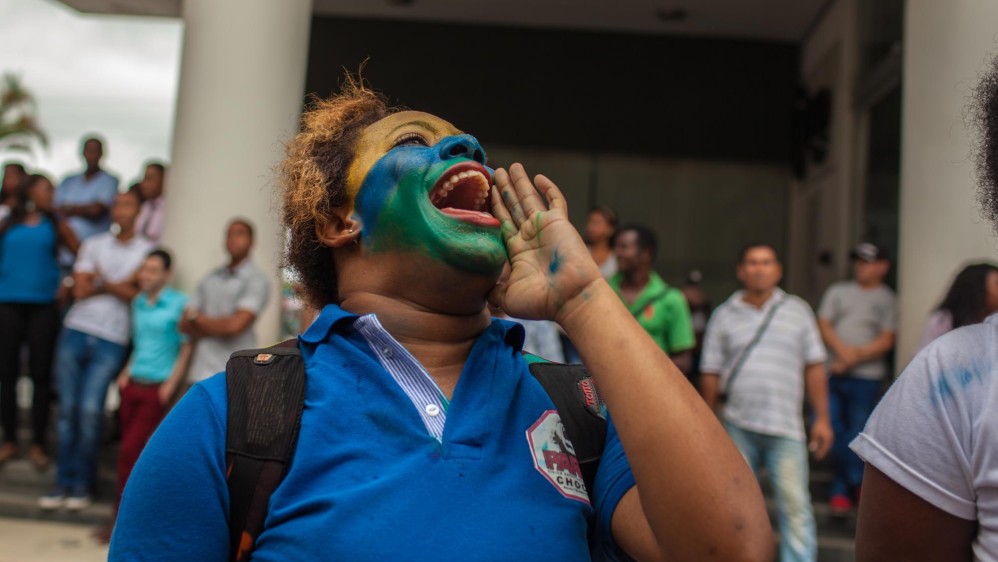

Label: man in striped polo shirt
[700,243,833,562]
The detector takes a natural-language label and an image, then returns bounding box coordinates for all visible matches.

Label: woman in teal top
[0,174,79,469]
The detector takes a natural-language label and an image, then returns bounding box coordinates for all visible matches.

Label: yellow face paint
[345,111,463,200]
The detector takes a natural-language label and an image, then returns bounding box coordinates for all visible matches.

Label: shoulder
[710,296,738,319]
[782,293,815,313]
[134,236,155,252]
[242,261,268,281]
[83,232,113,251]
[660,287,690,314]
[60,173,82,186]
[164,287,189,307]
[878,285,898,301]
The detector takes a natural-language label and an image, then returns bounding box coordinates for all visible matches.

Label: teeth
[432,169,492,209]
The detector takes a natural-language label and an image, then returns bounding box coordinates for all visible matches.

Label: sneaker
[829,494,854,515]
[38,488,66,510]
[65,492,92,512]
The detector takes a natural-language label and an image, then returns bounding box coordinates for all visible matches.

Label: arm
[59,201,109,220]
[818,318,851,359]
[159,342,193,405]
[855,330,895,362]
[669,350,693,376]
[116,360,132,391]
[72,271,101,301]
[803,362,833,459]
[491,164,773,562]
[103,274,141,303]
[190,309,257,338]
[56,219,80,255]
[110,383,230,560]
[699,372,721,412]
[856,465,976,562]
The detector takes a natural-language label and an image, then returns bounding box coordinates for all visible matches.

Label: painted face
[347,111,505,275]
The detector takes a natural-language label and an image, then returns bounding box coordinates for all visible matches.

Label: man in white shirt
[180,219,270,384]
[700,244,833,562]
[42,190,154,511]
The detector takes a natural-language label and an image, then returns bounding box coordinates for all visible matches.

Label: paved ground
[0,517,109,562]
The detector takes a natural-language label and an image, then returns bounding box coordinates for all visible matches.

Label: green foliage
[0,73,47,154]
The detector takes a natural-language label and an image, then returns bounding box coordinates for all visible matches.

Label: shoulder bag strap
[723,297,786,395]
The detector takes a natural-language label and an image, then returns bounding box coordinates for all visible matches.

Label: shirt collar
[731,287,786,310]
[299,303,360,344]
[137,287,174,308]
[299,303,526,350]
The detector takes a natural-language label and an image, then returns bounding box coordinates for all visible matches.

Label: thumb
[487,279,508,312]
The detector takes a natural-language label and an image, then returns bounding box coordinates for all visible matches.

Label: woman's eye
[391,132,429,148]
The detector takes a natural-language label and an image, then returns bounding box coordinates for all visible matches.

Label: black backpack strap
[527,361,608,496]
[225,339,305,562]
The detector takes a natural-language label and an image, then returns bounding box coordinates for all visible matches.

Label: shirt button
[425,404,440,417]
[381,346,393,357]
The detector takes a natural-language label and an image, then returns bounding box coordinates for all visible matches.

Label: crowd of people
[0,60,997,560]
[0,137,270,542]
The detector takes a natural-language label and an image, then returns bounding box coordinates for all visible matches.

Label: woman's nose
[437,134,486,164]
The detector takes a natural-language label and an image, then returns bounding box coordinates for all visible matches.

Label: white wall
[897,0,998,367]
[162,0,313,345]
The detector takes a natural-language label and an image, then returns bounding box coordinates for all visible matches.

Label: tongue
[439,207,500,228]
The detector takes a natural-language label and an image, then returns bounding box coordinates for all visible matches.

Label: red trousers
[116,382,167,509]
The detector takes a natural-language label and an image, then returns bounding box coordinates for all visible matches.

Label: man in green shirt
[609,225,696,375]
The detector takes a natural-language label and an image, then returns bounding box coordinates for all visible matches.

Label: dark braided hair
[971,53,998,232]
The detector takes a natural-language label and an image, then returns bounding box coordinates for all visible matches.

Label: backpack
[224,340,608,562]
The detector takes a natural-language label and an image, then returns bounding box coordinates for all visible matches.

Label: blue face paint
[353,134,506,275]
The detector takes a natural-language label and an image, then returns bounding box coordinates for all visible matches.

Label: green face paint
[353,136,506,276]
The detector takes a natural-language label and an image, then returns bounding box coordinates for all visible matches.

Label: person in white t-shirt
[850,53,998,561]
[41,190,154,511]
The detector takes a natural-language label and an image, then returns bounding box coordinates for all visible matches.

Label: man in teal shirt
[609,225,696,375]
[100,249,191,541]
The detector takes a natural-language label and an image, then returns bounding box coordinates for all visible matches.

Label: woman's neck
[339,290,491,398]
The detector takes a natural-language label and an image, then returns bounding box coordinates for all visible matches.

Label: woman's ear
[315,206,362,248]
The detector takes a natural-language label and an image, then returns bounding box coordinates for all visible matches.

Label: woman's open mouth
[429,162,500,228]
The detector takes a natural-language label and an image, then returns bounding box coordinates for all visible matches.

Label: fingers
[490,186,518,242]
[494,167,527,226]
[508,163,549,218]
[533,174,567,211]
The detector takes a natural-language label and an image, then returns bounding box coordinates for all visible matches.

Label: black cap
[850,242,887,263]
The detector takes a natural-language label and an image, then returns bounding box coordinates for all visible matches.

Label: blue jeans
[828,375,882,498]
[54,328,128,494]
[726,422,816,562]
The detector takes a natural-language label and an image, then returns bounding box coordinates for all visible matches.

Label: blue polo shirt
[130,287,188,382]
[111,304,637,561]
[0,218,60,303]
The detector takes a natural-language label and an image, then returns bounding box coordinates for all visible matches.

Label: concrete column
[897,0,998,366]
[163,0,313,344]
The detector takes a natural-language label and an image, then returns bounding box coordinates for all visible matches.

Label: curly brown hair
[972,53,998,234]
[279,78,398,308]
